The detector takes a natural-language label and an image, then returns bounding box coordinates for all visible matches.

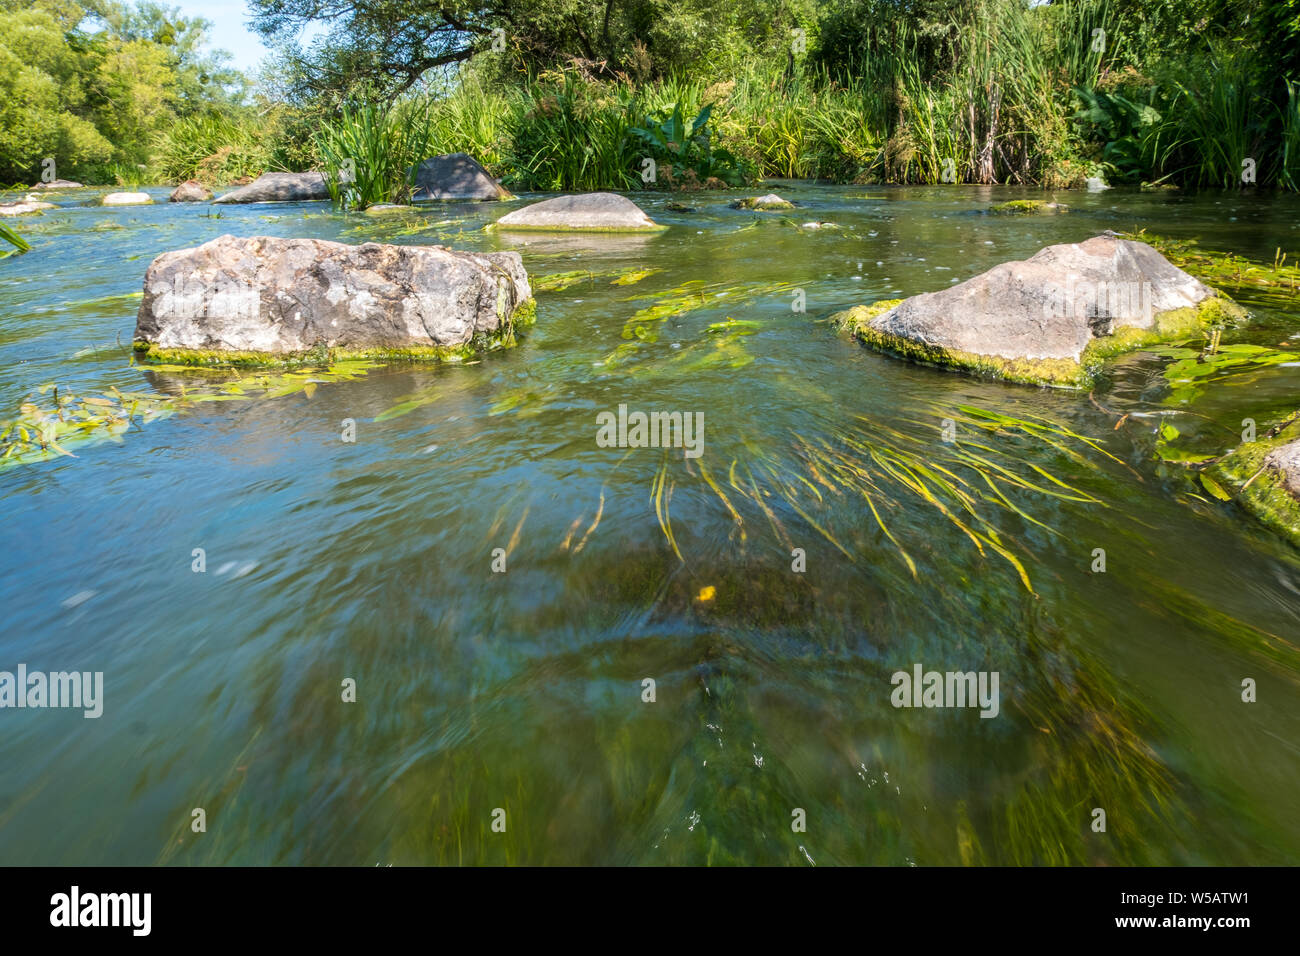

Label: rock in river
[732,193,794,210]
[213,172,329,204]
[832,234,1245,387]
[0,200,56,217]
[30,179,83,190]
[169,181,214,202]
[102,192,152,205]
[494,193,662,232]
[133,235,535,364]
[364,204,413,216]
[988,200,1068,215]
[411,153,511,201]
[1209,424,1300,547]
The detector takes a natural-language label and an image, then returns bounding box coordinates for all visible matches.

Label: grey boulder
[31,179,83,190]
[1265,440,1300,498]
[733,193,794,210]
[411,153,510,201]
[170,181,214,202]
[494,192,662,232]
[0,200,56,216]
[213,172,329,204]
[364,204,414,216]
[133,235,534,362]
[102,191,152,205]
[833,234,1244,387]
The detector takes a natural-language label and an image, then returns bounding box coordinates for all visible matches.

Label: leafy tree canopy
[0,0,245,183]
[249,0,817,99]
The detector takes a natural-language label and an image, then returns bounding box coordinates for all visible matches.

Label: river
[1,183,1297,864]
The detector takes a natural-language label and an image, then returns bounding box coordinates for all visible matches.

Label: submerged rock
[832,234,1246,387]
[31,179,83,190]
[169,181,213,202]
[213,172,329,204]
[102,192,152,206]
[133,235,534,364]
[494,193,663,232]
[733,193,794,210]
[1209,424,1300,547]
[0,200,56,216]
[411,153,510,201]
[988,200,1068,215]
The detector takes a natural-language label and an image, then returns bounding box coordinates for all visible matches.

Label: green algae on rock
[135,301,537,367]
[732,193,795,210]
[132,235,534,367]
[1208,416,1300,547]
[363,204,416,216]
[987,200,1068,215]
[831,235,1248,388]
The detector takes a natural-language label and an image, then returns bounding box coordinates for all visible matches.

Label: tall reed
[315,98,446,208]
[153,113,273,184]
[1280,79,1300,192]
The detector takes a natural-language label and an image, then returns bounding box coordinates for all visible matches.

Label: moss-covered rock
[988,200,1069,215]
[732,193,794,210]
[830,235,1248,388]
[133,235,535,366]
[363,204,415,216]
[135,299,536,367]
[1208,420,1300,546]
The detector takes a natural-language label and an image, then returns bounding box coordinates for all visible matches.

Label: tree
[248,0,816,99]
[0,0,245,182]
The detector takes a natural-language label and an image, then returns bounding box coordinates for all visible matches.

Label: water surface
[2,184,1298,864]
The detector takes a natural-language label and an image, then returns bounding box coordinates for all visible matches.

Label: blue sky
[168,0,286,74]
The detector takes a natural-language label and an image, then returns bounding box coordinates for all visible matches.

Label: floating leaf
[1199,473,1232,500]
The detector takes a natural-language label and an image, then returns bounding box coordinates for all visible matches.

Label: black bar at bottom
[0,865,1277,941]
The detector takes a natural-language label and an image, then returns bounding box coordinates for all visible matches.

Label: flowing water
[1,184,1298,865]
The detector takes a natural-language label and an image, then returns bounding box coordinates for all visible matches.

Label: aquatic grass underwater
[1,184,1299,868]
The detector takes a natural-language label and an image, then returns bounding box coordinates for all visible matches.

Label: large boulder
[494,192,663,232]
[213,172,329,204]
[411,153,510,201]
[102,192,152,206]
[132,235,534,364]
[31,179,83,190]
[170,181,214,202]
[832,234,1246,387]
